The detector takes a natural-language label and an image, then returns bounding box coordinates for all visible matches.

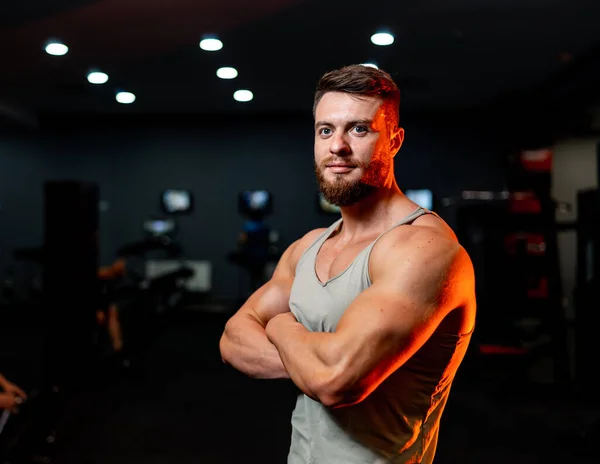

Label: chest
[315,236,376,284]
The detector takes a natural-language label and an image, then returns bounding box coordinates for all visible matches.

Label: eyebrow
[314,119,373,129]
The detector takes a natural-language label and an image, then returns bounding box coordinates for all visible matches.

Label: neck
[336,178,407,241]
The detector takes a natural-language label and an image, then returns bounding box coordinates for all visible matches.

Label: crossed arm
[220,229,474,408]
[265,233,473,408]
[219,237,307,379]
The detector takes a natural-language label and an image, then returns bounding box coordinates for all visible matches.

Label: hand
[265,312,299,342]
[0,393,24,413]
[0,375,27,402]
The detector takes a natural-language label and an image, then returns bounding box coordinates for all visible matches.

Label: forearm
[266,319,339,401]
[220,314,290,379]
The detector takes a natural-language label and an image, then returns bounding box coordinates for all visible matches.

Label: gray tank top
[287,207,473,463]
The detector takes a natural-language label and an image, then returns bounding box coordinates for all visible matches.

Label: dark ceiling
[1,0,600,128]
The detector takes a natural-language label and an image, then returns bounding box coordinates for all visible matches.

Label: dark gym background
[0,115,507,295]
[1,1,600,463]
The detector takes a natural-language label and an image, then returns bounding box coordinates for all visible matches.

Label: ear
[390,127,404,157]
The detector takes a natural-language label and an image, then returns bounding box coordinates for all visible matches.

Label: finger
[5,384,27,399]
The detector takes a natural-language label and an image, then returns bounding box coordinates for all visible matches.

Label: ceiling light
[216,67,238,79]
[45,41,69,56]
[370,32,394,46]
[199,38,223,51]
[233,90,253,102]
[87,71,109,84]
[361,62,379,69]
[116,91,136,104]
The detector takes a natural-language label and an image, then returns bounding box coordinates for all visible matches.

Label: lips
[327,164,355,173]
[326,163,356,168]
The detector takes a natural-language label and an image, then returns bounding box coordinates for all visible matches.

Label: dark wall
[0,113,507,299]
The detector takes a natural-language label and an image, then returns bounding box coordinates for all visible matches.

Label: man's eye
[353,125,368,134]
[319,128,332,135]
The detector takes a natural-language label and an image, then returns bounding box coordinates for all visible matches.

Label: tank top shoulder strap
[370,207,433,247]
[357,207,438,284]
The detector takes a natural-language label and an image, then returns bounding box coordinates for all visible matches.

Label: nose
[329,132,351,156]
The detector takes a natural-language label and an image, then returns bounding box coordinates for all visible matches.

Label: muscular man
[219,64,476,463]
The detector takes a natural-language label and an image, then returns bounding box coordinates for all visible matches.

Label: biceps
[336,289,416,341]
[334,291,430,373]
[239,277,292,326]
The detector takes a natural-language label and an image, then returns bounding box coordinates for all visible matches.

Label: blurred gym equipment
[228,190,281,297]
[1,183,198,464]
[573,188,599,394]
[445,148,571,388]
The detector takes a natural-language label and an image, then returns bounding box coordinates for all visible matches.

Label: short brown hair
[313,64,400,122]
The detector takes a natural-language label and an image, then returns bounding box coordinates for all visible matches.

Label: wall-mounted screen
[239,190,273,216]
[161,189,193,214]
[405,189,434,210]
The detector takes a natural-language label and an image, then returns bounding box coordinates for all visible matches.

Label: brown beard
[314,160,377,207]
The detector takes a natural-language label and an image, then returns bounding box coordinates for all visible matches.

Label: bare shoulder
[375,211,459,255]
[367,214,475,333]
[374,223,463,269]
[411,211,458,241]
[281,227,330,274]
[370,217,474,302]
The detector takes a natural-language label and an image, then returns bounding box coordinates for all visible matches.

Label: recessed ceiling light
[45,41,69,56]
[87,71,109,84]
[116,91,136,104]
[370,32,394,46]
[199,38,223,51]
[361,62,379,69]
[233,90,253,102]
[216,67,238,79]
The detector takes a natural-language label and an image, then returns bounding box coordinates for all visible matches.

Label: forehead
[315,92,385,123]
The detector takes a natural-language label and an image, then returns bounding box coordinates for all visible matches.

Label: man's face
[313,92,401,207]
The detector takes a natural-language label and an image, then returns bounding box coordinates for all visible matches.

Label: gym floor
[9,309,600,464]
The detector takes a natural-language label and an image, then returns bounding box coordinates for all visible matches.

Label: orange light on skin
[314,92,404,191]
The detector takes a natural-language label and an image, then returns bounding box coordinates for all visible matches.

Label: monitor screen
[239,190,272,216]
[161,189,193,214]
[405,189,434,210]
[317,192,341,214]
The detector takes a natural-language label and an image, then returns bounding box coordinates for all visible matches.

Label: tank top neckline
[314,207,427,287]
